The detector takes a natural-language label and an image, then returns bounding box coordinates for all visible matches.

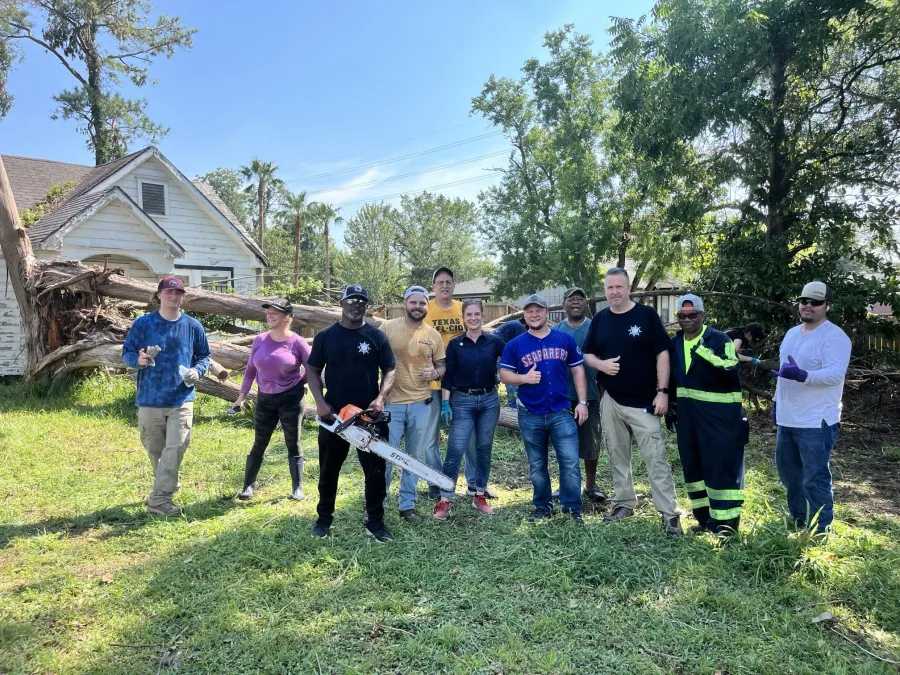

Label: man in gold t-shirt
[382,285,446,522]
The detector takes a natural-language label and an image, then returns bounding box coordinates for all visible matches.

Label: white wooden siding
[0,258,26,376]
[64,202,165,253]
[82,255,156,281]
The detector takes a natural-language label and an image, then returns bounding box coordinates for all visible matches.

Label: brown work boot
[148,502,182,517]
[603,506,634,523]
[663,514,683,537]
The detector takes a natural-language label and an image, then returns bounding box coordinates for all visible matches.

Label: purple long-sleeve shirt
[240,332,311,395]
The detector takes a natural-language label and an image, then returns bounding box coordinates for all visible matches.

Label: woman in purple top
[234,299,311,501]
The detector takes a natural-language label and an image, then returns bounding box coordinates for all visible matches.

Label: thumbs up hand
[522,363,542,385]
[771,355,808,383]
[600,355,621,376]
[421,357,439,382]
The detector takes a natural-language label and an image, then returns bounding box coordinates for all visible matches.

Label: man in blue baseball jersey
[500,294,589,523]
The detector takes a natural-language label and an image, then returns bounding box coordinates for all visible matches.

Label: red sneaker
[472,495,493,515]
[433,500,451,521]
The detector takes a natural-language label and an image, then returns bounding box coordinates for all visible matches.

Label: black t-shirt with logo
[307,322,395,412]
[582,303,671,408]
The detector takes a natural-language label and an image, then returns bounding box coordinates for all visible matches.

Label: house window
[201,271,233,293]
[139,181,167,216]
[172,266,234,293]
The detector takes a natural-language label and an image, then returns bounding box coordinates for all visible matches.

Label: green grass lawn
[1,374,898,674]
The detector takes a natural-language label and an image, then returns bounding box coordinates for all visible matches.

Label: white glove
[181,367,201,386]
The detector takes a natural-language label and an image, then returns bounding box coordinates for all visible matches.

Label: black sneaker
[663,514,683,538]
[689,523,708,534]
[427,486,441,500]
[466,486,499,499]
[365,524,394,543]
[311,521,331,538]
[603,506,634,523]
[583,486,608,503]
[527,510,554,523]
[572,513,585,526]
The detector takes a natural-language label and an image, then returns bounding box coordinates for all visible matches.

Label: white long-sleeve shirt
[775,320,851,428]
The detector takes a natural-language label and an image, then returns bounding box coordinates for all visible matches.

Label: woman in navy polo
[434,300,505,519]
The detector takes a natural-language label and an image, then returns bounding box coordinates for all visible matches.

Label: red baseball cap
[157,276,185,292]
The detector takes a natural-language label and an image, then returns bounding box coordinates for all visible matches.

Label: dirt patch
[831,430,900,518]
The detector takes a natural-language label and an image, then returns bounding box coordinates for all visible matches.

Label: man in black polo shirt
[582,268,682,537]
[307,284,397,542]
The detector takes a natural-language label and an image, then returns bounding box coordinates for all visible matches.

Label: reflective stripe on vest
[676,388,742,404]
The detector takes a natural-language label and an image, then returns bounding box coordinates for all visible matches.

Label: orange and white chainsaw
[317,405,454,492]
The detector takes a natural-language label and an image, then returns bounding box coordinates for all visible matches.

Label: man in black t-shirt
[582,268,682,537]
[307,284,397,542]
[724,323,764,365]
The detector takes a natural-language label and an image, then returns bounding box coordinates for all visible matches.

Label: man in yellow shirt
[382,285,446,522]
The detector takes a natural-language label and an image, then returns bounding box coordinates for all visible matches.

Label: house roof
[3,155,93,210]
[452,276,493,297]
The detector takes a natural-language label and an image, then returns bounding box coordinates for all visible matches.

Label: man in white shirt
[772,281,851,533]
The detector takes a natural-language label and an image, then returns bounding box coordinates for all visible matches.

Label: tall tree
[339,203,405,303]
[195,167,251,226]
[309,202,343,292]
[276,188,311,285]
[611,0,900,329]
[240,159,283,256]
[394,192,494,287]
[1,0,195,165]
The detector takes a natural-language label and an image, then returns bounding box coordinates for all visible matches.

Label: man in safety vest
[666,294,747,535]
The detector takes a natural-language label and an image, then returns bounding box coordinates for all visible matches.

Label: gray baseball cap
[676,293,705,312]
[522,293,548,309]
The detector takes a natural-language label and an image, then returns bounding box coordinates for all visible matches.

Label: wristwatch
[577,400,588,406]
[656,387,670,394]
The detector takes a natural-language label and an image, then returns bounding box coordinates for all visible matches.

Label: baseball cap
[798,281,832,302]
[676,293,705,312]
[261,298,293,315]
[563,287,586,300]
[522,293,548,309]
[432,266,454,282]
[404,285,429,300]
[157,276,185,292]
[341,284,370,301]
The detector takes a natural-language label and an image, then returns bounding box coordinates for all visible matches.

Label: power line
[331,172,500,208]
[283,131,503,183]
[306,150,508,196]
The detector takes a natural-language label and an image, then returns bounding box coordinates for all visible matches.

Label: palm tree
[239,159,284,255]
[309,202,343,294]
[277,188,310,285]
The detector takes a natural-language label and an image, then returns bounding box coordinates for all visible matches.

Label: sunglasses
[344,298,368,306]
[798,298,826,307]
[676,312,701,320]
[607,267,627,274]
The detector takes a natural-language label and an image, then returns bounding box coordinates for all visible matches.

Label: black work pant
[316,423,387,530]
[676,397,746,532]
[249,384,305,459]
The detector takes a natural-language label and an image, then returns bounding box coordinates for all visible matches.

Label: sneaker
[603,506,634,523]
[466,486,499,499]
[427,485,441,500]
[664,514,683,538]
[472,495,493,515]
[365,524,394,543]
[527,510,554,523]
[399,509,421,524]
[147,502,181,517]
[433,500,451,521]
[689,523,708,534]
[583,486,608,503]
[572,512,585,525]
[311,521,331,538]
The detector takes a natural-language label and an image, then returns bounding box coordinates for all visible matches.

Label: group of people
[122,268,851,541]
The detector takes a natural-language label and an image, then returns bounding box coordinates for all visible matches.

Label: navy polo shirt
[500,330,584,415]
[442,332,506,391]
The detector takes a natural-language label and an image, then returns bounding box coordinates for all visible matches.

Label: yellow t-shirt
[683,325,707,372]
[382,318,446,404]
[425,299,464,391]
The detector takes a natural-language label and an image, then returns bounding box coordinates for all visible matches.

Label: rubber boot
[237,453,264,500]
[288,456,305,501]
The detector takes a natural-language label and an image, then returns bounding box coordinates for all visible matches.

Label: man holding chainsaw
[307,284,397,543]
[382,285,446,523]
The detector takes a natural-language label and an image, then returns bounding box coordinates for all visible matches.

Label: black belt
[454,386,495,395]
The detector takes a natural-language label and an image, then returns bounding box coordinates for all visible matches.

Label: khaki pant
[600,394,678,517]
[138,403,193,506]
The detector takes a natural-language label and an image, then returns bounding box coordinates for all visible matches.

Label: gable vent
[141,182,166,215]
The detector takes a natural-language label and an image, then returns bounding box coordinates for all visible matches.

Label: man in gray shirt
[553,287,607,503]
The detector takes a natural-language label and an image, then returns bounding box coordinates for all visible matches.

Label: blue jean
[518,407,582,515]
[428,390,477,487]
[442,391,500,499]
[386,400,434,512]
[775,422,840,532]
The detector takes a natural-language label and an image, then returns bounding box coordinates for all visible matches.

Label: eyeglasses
[676,312,701,320]
[344,298,367,306]
[434,279,454,286]
[798,298,826,307]
[461,297,483,304]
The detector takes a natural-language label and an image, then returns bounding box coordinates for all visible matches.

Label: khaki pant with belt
[600,394,678,517]
[138,403,193,507]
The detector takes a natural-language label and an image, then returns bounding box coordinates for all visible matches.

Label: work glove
[182,368,201,387]
[750,357,761,366]
[664,401,677,433]
[771,355,808,383]
[441,400,452,425]
[771,401,777,426]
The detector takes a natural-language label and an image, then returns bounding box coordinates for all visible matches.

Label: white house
[0,146,267,376]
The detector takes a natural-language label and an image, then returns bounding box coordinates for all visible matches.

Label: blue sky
[2,1,655,240]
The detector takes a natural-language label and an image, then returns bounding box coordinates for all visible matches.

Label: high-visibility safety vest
[670,325,742,403]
